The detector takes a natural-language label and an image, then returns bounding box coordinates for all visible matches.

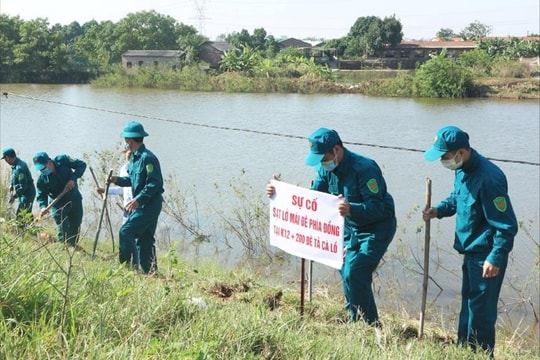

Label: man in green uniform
[423,126,518,357]
[33,152,87,246]
[2,147,36,223]
[266,128,396,325]
[109,121,164,274]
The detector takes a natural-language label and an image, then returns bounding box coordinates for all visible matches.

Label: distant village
[121,36,540,72]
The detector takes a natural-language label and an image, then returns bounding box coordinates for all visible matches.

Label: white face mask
[440,151,463,170]
[320,149,338,171]
[41,167,52,176]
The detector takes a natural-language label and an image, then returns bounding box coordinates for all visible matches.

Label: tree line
[0,11,205,83]
[1,11,538,85]
[0,11,404,83]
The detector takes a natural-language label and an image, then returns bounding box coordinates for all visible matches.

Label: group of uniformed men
[1,121,164,275]
[3,123,518,356]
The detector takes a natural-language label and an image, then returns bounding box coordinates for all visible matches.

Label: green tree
[226,28,276,57]
[51,21,84,45]
[226,29,252,49]
[50,21,93,81]
[346,17,381,58]
[436,28,456,41]
[220,46,261,73]
[348,16,380,38]
[380,15,403,47]
[345,15,403,58]
[413,49,473,98]
[458,48,493,76]
[460,20,492,41]
[251,28,267,52]
[479,37,540,59]
[175,23,207,64]
[521,39,540,57]
[74,20,117,71]
[323,37,347,57]
[0,15,23,82]
[264,35,280,58]
[478,38,507,57]
[12,18,69,82]
[364,19,384,51]
[297,56,332,80]
[111,10,180,62]
[275,47,303,62]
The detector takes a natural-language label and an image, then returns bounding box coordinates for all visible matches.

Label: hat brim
[424,147,446,161]
[34,163,46,171]
[305,152,326,166]
[121,131,149,138]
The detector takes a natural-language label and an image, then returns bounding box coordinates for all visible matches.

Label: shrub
[413,50,474,98]
[364,71,414,97]
[459,49,493,77]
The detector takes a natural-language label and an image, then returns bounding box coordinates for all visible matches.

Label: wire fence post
[419,177,432,339]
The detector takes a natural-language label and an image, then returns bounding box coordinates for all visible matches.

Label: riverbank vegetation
[1,233,537,360]
[1,12,538,99]
[92,49,539,99]
[0,163,538,359]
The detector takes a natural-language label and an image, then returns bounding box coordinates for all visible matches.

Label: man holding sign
[267,128,396,326]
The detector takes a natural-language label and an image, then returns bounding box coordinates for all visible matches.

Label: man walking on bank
[33,152,87,246]
[2,147,36,224]
[108,121,164,274]
[422,126,518,357]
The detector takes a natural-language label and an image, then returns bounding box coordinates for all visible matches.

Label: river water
[0,84,538,339]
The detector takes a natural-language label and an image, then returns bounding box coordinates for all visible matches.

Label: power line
[3,91,539,167]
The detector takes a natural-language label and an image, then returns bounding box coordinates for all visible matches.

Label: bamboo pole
[92,169,113,258]
[300,258,305,316]
[89,166,115,252]
[419,178,432,339]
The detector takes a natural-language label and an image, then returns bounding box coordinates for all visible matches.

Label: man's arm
[482,177,518,267]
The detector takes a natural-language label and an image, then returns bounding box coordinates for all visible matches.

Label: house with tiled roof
[339,40,478,70]
[121,50,185,70]
[371,40,478,68]
[278,38,313,49]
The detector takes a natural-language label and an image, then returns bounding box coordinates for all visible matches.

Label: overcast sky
[1,0,538,40]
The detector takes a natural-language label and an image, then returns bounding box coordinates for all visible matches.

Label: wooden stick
[89,166,115,251]
[419,178,432,339]
[300,258,305,316]
[92,169,113,258]
[88,166,101,190]
[31,188,71,229]
[40,187,70,217]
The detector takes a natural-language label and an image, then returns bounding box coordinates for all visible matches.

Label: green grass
[0,163,537,359]
[0,226,538,359]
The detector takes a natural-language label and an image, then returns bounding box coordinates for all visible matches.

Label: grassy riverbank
[335,70,540,99]
[1,223,538,359]
[1,158,538,359]
[92,66,540,100]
